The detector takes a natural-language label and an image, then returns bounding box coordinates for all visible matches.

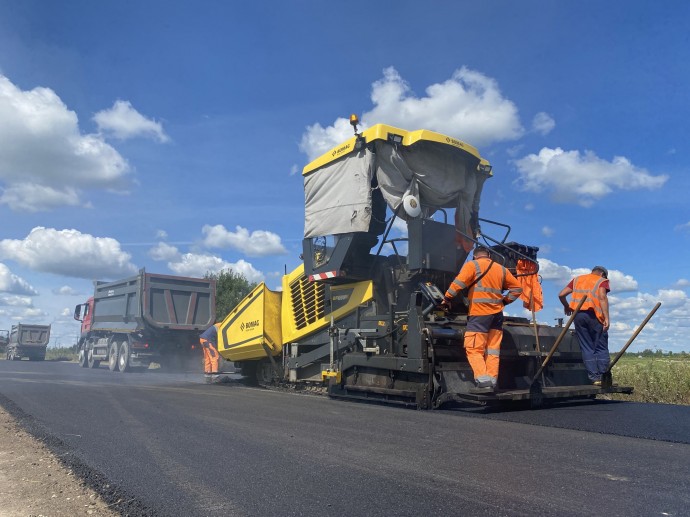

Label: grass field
[608,355,690,405]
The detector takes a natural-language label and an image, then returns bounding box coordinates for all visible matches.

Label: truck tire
[108,342,120,372]
[78,348,88,368]
[87,348,100,369]
[118,341,131,372]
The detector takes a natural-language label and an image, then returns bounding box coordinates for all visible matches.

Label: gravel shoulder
[0,405,119,517]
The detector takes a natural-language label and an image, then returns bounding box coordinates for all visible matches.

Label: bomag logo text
[331,143,351,157]
[445,137,464,148]
[239,320,260,331]
[332,294,349,302]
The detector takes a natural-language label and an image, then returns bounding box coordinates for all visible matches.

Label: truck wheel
[108,342,120,372]
[118,342,131,372]
[78,348,88,368]
[87,349,100,369]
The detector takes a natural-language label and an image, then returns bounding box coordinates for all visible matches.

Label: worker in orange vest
[199,323,220,383]
[441,245,523,392]
[558,266,611,385]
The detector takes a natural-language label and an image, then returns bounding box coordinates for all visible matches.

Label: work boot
[470,386,495,394]
[592,380,602,387]
[204,375,212,384]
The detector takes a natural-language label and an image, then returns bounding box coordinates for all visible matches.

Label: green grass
[45,346,78,362]
[608,356,690,405]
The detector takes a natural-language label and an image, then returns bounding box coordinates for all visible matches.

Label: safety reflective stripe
[588,278,605,319]
[446,277,468,297]
[486,349,500,356]
[475,286,503,294]
[472,297,504,305]
[452,279,467,289]
[571,275,605,320]
[471,260,505,306]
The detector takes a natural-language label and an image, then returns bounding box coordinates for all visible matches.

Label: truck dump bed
[7,324,51,361]
[10,324,51,347]
[91,270,215,333]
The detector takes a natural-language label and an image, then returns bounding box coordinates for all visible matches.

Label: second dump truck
[74,269,215,372]
[6,323,51,361]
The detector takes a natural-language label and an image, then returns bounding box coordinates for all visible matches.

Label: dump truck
[6,323,51,361]
[217,119,633,408]
[74,269,215,372]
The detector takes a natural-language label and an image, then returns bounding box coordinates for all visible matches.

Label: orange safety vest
[570,273,607,324]
[445,258,523,316]
[516,259,544,312]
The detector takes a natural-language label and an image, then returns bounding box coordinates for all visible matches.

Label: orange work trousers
[464,329,502,385]
[200,338,220,374]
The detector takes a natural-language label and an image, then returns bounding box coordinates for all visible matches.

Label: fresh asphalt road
[1,360,689,517]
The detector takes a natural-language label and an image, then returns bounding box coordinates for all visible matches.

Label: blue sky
[0,1,688,352]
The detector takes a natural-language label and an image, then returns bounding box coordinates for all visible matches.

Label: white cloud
[675,221,690,233]
[0,295,33,307]
[148,242,180,262]
[541,226,554,237]
[290,164,299,176]
[524,203,535,211]
[13,307,48,320]
[0,227,137,279]
[202,224,287,257]
[0,263,38,295]
[514,147,668,206]
[392,218,408,236]
[155,229,168,240]
[300,66,524,160]
[167,253,264,283]
[607,270,639,292]
[60,307,72,317]
[0,75,131,212]
[537,258,574,284]
[52,285,80,296]
[531,112,555,135]
[537,258,637,293]
[93,100,169,142]
[675,279,690,288]
[0,183,82,212]
[655,289,688,308]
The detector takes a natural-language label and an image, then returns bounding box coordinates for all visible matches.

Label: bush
[45,346,78,362]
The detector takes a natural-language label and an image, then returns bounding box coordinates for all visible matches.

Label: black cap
[592,265,608,278]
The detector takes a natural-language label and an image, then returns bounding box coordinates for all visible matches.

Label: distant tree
[205,269,258,322]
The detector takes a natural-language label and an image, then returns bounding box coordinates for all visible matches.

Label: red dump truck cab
[74,297,95,336]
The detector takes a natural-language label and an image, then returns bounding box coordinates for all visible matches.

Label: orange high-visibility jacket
[445,258,523,316]
[516,259,544,312]
[570,273,607,324]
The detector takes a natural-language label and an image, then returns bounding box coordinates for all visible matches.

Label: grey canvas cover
[304,138,488,240]
[304,149,375,238]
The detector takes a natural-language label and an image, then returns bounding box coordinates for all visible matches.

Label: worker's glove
[440,299,451,312]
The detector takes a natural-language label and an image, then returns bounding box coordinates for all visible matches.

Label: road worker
[441,245,523,392]
[199,323,220,383]
[558,266,611,386]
